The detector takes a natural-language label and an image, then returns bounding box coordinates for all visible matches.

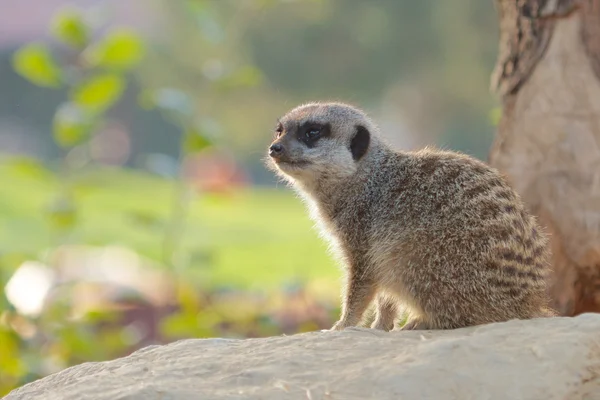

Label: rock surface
[5,314,600,400]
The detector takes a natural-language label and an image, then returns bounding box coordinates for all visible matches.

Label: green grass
[0,160,340,292]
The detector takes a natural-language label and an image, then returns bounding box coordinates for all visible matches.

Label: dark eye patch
[297,121,331,148]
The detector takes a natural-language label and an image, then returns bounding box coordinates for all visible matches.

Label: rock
[4,314,600,400]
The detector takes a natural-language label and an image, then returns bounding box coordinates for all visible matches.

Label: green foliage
[72,74,126,113]
[13,11,144,153]
[84,29,146,70]
[3,157,51,181]
[12,43,62,88]
[138,87,214,154]
[184,126,213,153]
[52,102,96,147]
[0,162,340,396]
[0,326,26,392]
[51,7,89,48]
[0,163,336,286]
[2,1,300,397]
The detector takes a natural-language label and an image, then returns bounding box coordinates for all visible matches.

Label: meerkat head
[266,102,377,188]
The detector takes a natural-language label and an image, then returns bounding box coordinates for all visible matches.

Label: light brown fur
[266,101,556,331]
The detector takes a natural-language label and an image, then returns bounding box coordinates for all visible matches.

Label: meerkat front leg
[400,318,430,331]
[370,294,398,331]
[331,272,376,331]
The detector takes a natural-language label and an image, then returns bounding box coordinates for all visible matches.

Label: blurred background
[0,0,500,394]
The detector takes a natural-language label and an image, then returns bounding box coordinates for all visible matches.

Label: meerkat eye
[305,128,321,140]
[299,122,328,147]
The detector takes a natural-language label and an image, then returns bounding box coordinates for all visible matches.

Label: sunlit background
[0,0,500,394]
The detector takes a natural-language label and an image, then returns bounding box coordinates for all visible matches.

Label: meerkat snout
[268,143,284,158]
[267,101,556,332]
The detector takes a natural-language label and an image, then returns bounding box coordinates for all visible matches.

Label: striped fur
[266,102,556,331]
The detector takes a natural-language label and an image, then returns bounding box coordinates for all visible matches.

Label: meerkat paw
[330,320,347,331]
[370,319,395,332]
[400,318,429,331]
[330,319,360,331]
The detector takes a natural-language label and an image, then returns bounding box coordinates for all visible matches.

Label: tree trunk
[490,0,600,316]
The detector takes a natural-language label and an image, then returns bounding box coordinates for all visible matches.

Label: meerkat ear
[350,125,370,161]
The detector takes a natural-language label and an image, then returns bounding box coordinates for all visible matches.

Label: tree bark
[490,0,600,316]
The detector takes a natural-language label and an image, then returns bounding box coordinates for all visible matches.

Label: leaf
[50,7,89,48]
[183,119,218,154]
[52,102,95,147]
[72,74,125,113]
[84,28,145,70]
[183,126,212,154]
[12,43,62,88]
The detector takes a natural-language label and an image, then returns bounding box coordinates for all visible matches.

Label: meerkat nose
[269,143,284,158]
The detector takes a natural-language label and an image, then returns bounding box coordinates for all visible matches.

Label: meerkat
[265,101,556,331]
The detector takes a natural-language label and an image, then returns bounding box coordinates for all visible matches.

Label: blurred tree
[1,5,219,395]
[489,0,600,315]
[143,0,500,169]
[1,2,338,396]
[12,6,148,244]
[1,7,149,394]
